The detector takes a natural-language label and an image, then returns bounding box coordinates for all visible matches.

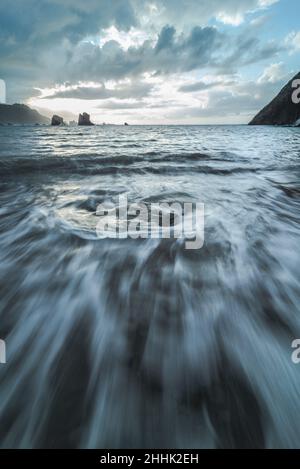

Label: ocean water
[0,124,300,449]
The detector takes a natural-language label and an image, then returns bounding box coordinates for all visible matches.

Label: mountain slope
[0,103,50,124]
[249,72,300,126]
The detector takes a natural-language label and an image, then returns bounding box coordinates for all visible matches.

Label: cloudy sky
[0,0,299,124]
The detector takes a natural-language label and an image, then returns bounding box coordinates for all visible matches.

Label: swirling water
[0,124,300,449]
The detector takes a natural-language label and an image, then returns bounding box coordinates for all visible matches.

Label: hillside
[0,103,50,125]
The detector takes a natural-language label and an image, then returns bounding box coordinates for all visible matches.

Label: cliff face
[51,115,64,126]
[249,72,300,126]
[78,113,94,126]
[0,103,50,124]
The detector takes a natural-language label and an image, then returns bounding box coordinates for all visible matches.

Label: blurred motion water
[0,124,300,448]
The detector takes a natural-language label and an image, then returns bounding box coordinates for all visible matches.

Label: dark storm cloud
[60,24,281,84]
[0,0,137,101]
[0,0,136,49]
[0,0,274,54]
[62,25,223,83]
[0,0,282,103]
[220,35,283,69]
[155,25,176,52]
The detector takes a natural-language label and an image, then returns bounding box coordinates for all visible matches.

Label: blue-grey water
[0,125,300,448]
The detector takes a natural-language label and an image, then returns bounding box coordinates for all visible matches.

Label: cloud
[99,101,145,110]
[0,0,291,125]
[214,0,278,26]
[168,66,294,122]
[57,25,224,84]
[99,26,151,50]
[0,0,275,52]
[220,35,282,72]
[0,0,137,101]
[43,81,154,100]
[257,62,286,83]
[285,31,300,54]
[179,82,218,93]
[54,23,280,86]
[0,0,275,58]
[0,0,137,48]
[249,14,270,27]
[132,0,278,28]
[179,79,235,93]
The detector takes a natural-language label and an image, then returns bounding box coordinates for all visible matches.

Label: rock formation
[249,72,300,126]
[51,115,64,126]
[78,112,94,126]
[0,103,50,125]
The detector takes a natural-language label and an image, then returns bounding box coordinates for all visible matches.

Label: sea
[0,124,300,448]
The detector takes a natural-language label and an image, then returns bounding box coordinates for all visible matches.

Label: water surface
[0,125,300,448]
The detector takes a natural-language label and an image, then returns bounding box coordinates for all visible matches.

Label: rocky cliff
[51,115,64,126]
[249,72,300,126]
[78,112,94,126]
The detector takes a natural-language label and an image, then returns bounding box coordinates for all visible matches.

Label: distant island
[0,103,50,125]
[249,72,300,126]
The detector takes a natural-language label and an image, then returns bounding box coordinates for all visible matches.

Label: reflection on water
[0,125,300,448]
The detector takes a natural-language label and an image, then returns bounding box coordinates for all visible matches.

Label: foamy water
[0,124,300,448]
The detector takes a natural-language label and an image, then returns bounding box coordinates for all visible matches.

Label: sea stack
[51,115,64,126]
[249,72,300,126]
[78,112,94,126]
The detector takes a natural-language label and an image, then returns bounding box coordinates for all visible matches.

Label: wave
[0,154,260,177]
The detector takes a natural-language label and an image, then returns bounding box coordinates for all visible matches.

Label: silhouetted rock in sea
[249,72,300,126]
[51,115,64,126]
[0,103,50,125]
[78,113,94,126]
